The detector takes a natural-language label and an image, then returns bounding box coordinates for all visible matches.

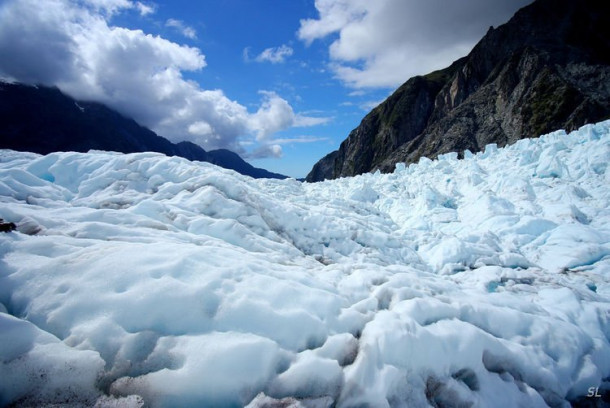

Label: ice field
[1,121,610,407]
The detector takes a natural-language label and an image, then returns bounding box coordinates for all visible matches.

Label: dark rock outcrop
[0,82,287,179]
[307,0,610,181]
[0,219,16,232]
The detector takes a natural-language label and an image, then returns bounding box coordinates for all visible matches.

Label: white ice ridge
[1,121,609,407]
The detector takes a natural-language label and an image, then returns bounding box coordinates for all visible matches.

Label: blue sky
[0,0,532,178]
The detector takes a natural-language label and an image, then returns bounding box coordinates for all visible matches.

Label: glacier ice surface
[1,121,610,407]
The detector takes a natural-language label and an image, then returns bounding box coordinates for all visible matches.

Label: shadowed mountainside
[307,0,610,181]
[0,82,287,179]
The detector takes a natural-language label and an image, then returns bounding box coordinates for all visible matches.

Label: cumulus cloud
[253,45,294,64]
[248,91,298,141]
[245,91,332,142]
[299,0,533,88]
[166,18,197,40]
[0,0,326,157]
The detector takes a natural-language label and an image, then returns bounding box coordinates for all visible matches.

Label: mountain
[306,0,610,181]
[204,148,289,180]
[0,82,287,179]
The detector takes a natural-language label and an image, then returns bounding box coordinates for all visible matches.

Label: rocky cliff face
[306,0,610,181]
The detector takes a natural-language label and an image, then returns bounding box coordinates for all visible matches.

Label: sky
[0,0,532,178]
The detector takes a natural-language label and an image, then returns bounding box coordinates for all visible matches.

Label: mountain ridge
[0,82,288,179]
[306,0,610,181]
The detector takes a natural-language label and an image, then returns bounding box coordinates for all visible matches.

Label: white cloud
[242,47,252,62]
[272,136,328,145]
[299,0,533,89]
[245,135,330,160]
[188,121,213,136]
[247,92,332,141]
[135,1,155,16]
[84,0,132,15]
[166,18,197,40]
[83,0,155,16]
[248,91,297,141]
[359,98,385,111]
[298,0,368,46]
[246,144,283,159]
[253,45,294,64]
[0,0,325,158]
[293,114,331,127]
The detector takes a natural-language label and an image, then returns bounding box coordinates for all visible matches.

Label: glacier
[1,121,609,407]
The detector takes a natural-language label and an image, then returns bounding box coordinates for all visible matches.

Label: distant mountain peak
[0,81,287,180]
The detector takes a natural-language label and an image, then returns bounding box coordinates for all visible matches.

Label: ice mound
[1,121,610,406]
